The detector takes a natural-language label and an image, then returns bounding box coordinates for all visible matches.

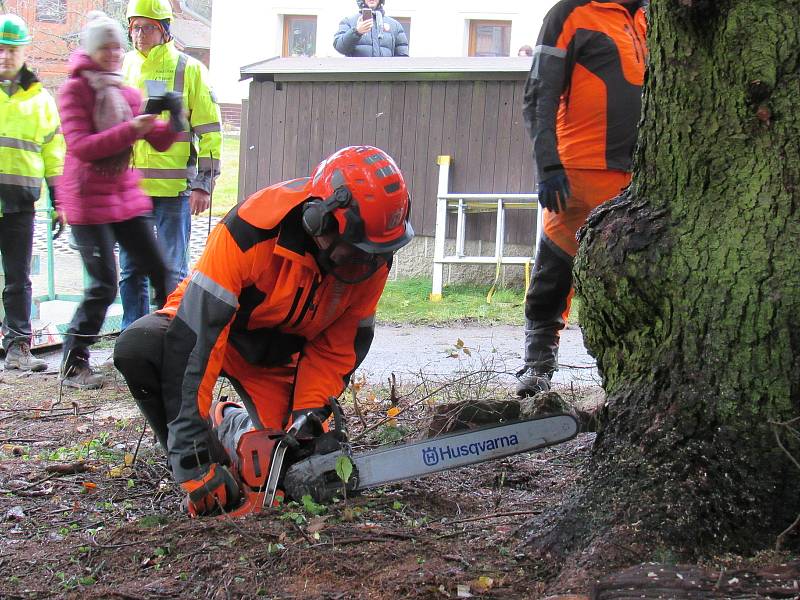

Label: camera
[143,80,186,132]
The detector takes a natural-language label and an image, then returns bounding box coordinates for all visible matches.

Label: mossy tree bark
[534,0,800,567]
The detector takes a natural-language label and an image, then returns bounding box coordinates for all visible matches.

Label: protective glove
[47,185,64,240]
[286,408,330,442]
[50,209,64,240]
[284,407,333,461]
[180,463,241,518]
[537,172,570,214]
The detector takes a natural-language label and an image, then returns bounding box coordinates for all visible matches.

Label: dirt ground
[0,358,603,600]
[1,358,797,599]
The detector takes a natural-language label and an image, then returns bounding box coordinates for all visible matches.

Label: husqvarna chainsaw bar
[282,413,579,503]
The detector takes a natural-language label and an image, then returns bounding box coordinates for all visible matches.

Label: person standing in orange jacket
[113,146,413,516]
[517,0,647,396]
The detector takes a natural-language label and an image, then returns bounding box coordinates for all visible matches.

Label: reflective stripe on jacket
[0,65,64,214]
[122,41,221,198]
[523,0,647,181]
[159,178,388,482]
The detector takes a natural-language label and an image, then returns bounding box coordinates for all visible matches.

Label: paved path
[361,323,599,389]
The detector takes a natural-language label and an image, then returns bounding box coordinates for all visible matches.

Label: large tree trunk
[530,0,800,572]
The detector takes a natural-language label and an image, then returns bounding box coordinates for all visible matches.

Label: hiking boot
[515,366,553,397]
[4,341,47,372]
[60,357,104,390]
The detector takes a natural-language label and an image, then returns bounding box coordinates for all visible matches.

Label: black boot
[515,366,553,397]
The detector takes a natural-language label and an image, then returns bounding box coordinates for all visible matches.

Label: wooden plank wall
[241,78,536,244]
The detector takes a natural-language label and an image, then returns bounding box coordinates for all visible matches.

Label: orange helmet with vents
[303,146,413,254]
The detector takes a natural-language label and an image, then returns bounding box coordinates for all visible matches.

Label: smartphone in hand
[361,8,373,21]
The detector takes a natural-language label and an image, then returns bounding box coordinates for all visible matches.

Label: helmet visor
[319,240,388,284]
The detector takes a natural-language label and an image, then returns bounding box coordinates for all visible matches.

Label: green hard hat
[0,14,32,46]
[126,0,173,21]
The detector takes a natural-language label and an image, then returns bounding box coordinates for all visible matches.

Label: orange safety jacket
[159,178,388,481]
[523,0,647,182]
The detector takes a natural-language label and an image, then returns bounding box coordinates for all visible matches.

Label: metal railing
[430,155,542,300]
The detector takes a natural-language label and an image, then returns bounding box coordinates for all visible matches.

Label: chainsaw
[225,406,579,516]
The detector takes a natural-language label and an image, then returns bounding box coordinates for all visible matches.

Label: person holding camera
[119,0,222,330]
[334,0,409,57]
[56,11,179,389]
[0,14,64,373]
[113,146,413,516]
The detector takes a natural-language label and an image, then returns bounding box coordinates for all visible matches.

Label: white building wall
[210,0,557,104]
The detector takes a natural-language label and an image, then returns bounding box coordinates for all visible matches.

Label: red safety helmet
[304,146,413,254]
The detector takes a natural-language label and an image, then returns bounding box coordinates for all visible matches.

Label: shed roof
[240,56,533,82]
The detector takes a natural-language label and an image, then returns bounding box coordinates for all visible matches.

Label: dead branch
[44,461,89,474]
[350,368,502,442]
[444,509,543,525]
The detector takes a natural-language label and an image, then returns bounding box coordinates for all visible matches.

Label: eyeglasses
[130,24,160,35]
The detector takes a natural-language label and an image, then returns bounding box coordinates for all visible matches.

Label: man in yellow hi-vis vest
[120,0,221,329]
[0,14,65,371]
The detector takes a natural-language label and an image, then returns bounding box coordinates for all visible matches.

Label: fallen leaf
[471,576,494,592]
[81,481,97,490]
[306,516,330,534]
[456,584,472,598]
[124,453,135,466]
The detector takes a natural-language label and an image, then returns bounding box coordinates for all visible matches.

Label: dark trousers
[0,211,35,351]
[114,313,228,467]
[63,217,168,367]
[523,237,573,372]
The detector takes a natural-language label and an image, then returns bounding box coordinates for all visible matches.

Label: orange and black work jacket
[159,179,388,482]
[523,0,647,182]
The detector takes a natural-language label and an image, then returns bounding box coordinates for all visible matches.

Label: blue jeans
[119,195,190,329]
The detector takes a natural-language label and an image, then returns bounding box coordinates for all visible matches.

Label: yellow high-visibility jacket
[123,41,222,198]
[0,65,64,215]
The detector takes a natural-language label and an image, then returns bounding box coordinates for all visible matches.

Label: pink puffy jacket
[57,51,176,225]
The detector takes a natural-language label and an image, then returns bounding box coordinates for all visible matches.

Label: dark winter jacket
[333,10,409,57]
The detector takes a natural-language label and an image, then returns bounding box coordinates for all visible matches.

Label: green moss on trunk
[564,0,800,560]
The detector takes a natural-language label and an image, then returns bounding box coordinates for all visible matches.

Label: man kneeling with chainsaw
[114,146,413,517]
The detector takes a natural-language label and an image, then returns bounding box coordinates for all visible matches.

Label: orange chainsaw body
[226,428,285,517]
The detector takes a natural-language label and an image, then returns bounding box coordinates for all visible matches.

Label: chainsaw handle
[287,412,308,435]
[330,397,345,433]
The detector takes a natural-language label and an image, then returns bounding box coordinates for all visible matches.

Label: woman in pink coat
[57,11,178,390]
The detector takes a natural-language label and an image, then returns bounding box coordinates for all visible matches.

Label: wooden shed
[238,56,536,245]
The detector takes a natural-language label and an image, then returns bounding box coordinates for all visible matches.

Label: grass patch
[376,277,582,326]
[377,277,526,325]
[211,134,241,216]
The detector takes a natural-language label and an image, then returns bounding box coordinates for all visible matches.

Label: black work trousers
[62,217,168,368]
[114,312,228,468]
[0,211,35,351]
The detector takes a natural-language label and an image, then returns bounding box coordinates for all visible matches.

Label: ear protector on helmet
[302,186,353,237]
